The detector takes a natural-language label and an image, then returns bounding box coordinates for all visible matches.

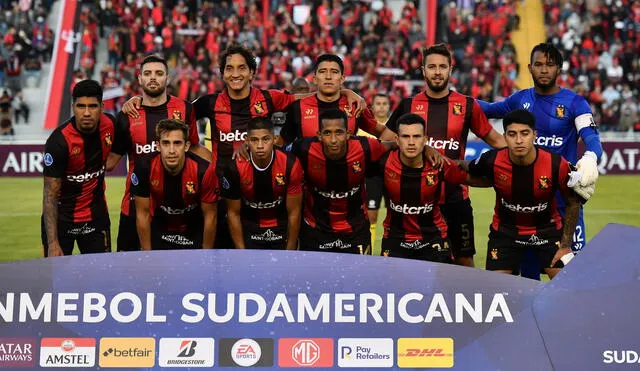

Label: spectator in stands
[11,91,28,124]
[0,89,12,135]
[22,50,41,87]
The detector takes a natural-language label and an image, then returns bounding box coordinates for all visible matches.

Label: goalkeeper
[478,43,601,280]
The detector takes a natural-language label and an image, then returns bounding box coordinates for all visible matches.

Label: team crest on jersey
[104,133,113,147]
[538,176,550,189]
[352,161,362,173]
[254,101,265,114]
[452,103,463,115]
[490,248,498,260]
[275,173,286,186]
[343,104,353,118]
[185,181,196,194]
[172,110,183,121]
[425,173,436,186]
[555,104,566,118]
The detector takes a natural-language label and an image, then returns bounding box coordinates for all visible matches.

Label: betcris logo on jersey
[427,137,459,151]
[220,130,247,142]
[136,141,158,154]
[535,135,563,147]
[66,167,105,182]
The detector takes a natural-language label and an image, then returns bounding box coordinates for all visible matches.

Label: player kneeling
[132,119,218,250]
[467,109,581,279]
[221,117,303,250]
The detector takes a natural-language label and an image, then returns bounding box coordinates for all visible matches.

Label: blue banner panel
[533,223,640,370]
[0,251,551,370]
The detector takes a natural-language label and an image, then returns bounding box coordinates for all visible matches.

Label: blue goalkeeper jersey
[478,87,601,164]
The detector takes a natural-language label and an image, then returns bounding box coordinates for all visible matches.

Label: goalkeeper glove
[575,151,599,187]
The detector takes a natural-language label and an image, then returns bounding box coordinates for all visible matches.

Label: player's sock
[370,223,377,252]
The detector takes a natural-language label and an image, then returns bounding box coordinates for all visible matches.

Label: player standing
[478,43,601,279]
[42,80,118,257]
[467,109,582,279]
[131,119,218,250]
[222,117,303,250]
[386,43,507,267]
[107,55,209,252]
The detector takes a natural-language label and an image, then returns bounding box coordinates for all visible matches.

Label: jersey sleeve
[557,157,572,198]
[469,99,493,139]
[111,112,131,156]
[186,103,200,146]
[365,137,387,162]
[220,162,241,199]
[280,100,301,144]
[200,163,219,203]
[130,157,151,198]
[468,150,491,179]
[43,130,68,178]
[269,89,296,111]
[356,107,379,136]
[386,98,410,133]
[571,95,603,158]
[442,160,469,184]
[477,95,516,119]
[287,157,304,196]
[192,94,215,120]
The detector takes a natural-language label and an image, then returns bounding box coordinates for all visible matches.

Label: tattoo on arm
[43,177,61,244]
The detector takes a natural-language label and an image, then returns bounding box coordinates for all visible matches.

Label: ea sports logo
[231,339,261,367]
[292,340,320,366]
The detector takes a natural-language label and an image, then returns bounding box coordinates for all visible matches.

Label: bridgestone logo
[389,200,434,214]
[427,137,460,150]
[500,198,548,213]
[66,167,105,182]
[315,185,360,199]
[167,359,206,365]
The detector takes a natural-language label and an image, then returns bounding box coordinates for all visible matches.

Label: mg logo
[292,340,320,366]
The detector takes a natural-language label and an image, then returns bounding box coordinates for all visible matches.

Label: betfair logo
[99,338,155,368]
[397,338,453,368]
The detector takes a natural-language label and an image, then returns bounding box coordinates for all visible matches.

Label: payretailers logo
[338,338,393,368]
[397,338,454,368]
[99,337,155,368]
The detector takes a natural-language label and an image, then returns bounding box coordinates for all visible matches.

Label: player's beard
[142,84,166,98]
[426,76,449,93]
[533,73,558,92]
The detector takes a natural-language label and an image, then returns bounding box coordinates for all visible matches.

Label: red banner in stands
[43,0,82,130]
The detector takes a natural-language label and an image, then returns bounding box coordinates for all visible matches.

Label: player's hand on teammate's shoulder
[423,145,450,169]
[341,89,366,117]
[232,142,250,161]
[122,96,143,119]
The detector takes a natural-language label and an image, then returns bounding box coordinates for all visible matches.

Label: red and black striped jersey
[280,95,378,143]
[387,90,493,203]
[112,95,200,216]
[130,152,218,234]
[43,114,118,223]
[221,149,303,231]
[193,87,294,171]
[468,147,571,239]
[290,136,387,234]
[381,150,468,241]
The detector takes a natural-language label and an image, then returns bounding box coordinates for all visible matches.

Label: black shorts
[299,223,371,254]
[117,211,140,252]
[440,198,475,258]
[41,216,111,257]
[486,231,564,271]
[365,176,383,210]
[152,229,202,250]
[381,237,454,264]
[244,227,287,250]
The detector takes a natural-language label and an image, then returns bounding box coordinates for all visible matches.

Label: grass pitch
[0,176,638,263]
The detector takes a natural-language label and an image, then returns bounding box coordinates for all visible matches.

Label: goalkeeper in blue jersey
[478,43,602,280]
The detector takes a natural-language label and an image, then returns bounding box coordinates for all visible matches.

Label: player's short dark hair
[422,43,452,67]
[72,79,103,102]
[503,109,536,131]
[314,54,344,75]
[220,44,257,74]
[156,119,189,142]
[396,113,425,132]
[140,54,168,73]
[248,116,273,133]
[372,93,390,103]
[530,42,563,66]
[319,108,348,129]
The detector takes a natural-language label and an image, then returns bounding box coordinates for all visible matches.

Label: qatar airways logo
[389,200,433,215]
[535,135,563,147]
[315,185,360,199]
[427,138,459,150]
[245,197,282,209]
[500,198,548,213]
[160,204,197,215]
[220,130,247,142]
[66,167,105,182]
[136,142,158,154]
